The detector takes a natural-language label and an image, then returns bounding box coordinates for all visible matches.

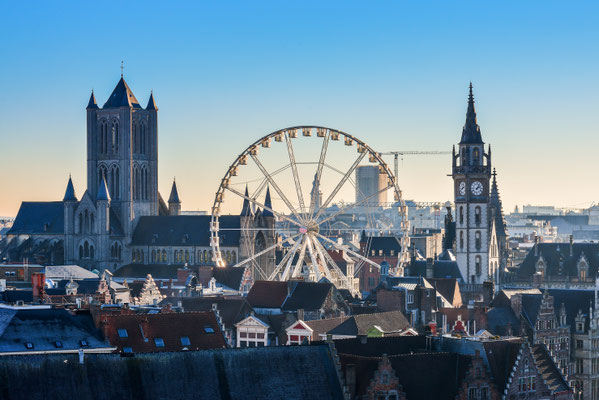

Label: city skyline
[1,1,598,216]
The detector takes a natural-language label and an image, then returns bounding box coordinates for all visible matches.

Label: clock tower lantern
[452,84,498,284]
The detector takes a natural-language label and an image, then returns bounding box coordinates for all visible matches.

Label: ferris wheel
[210,126,410,294]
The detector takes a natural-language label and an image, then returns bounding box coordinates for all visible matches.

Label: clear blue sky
[1,1,598,216]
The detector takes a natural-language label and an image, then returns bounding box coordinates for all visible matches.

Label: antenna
[120,61,124,77]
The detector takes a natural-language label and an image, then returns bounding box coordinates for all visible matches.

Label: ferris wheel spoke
[316,184,393,226]
[291,238,309,279]
[313,152,366,221]
[250,154,305,223]
[273,236,304,281]
[285,132,307,216]
[309,236,334,282]
[225,186,303,228]
[314,232,380,270]
[308,132,330,216]
[305,235,322,281]
[234,233,301,269]
[311,237,351,288]
[252,163,292,200]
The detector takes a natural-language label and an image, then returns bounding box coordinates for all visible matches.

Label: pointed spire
[146,91,158,110]
[103,77,141,109]
[97,174,111,201]
[86,91,99,109]
[240,185,251,216]
[168,178,181,204]
[63,175,77,202]
[263,186,273,217]
[459,83,484,144]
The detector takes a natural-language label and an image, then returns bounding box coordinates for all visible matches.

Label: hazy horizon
[1,1,598,217]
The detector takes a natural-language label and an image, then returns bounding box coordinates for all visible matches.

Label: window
[460,231,464,250]
[54,341,63,348]
[123,347,133,353]
[204,325,215,334]
[25,342,34,350]
[480,386,488,400]
[459,206,464,224]
[475,206,481,225]
[407,293,414,304]
[154,338,165,348]
[577,340,584,349]
[475,231,481,250]
[368,277,375,287]
[80,340,88,347]
[180,336,191,346]
[475,256,482,276]
[117,329,128,338]
[468,387,478,400]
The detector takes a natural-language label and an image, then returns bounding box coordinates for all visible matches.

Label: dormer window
[25,342,34,350]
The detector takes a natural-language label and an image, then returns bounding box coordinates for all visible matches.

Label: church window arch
[232,251,237,264]
[203,250,208,263]
[460,231,464,250]
[84,241,90,258]
[133,121,139,154]
[90,213,95,233]
[161,250,167,263]
[474,206,481,226]
[459,206,464,225]
[185,250,190,263]
[208,250,213,263]
[141,165,149,200]
[77,213,83,234]
[84,210,90,234]
[141,123,146,155]
[475,255,482,276]
[475,231,481,250]
[473,148,480,166]
[110,165,120,199]
[174,250,180,263]
[152,250,157,263]
[89,244,95,259]
[111,121,119,154]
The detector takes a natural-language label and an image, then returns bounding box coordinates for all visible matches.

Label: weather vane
[120,61,124,77]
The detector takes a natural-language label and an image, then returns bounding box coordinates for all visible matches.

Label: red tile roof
[100,311,227,353]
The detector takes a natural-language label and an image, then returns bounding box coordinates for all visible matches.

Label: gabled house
[234,314,269,348]
[327,311,413,339]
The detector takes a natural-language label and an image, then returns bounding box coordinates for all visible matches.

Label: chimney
[534,235,539,257]
[426,258,434,279]
[570,235,574,257]
[297,308,305,321]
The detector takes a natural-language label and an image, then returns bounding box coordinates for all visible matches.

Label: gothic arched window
[90,244,95,260]
[152,250,157,263]
[475,255,482,276]
[473,148,480,166]
[110,165,120,199]
[232,251,237,264]
[460,231,464,250]
[133,122,138,154]
[141,123,146,155]
[84,241,90,258]
[459,206,464,225]
[475,206,481,225]
[161,250,167,263]
[111,121,119,154]
[141,165,148,200]
[475,231,482,250]
[78,213,83,234]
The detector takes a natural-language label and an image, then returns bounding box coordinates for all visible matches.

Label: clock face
[471,181,483,196]
[458,182,466,196]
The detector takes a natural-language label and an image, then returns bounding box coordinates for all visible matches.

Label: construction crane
[378,151,452,180]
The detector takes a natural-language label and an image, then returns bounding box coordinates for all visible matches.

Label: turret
[168,179,181,216]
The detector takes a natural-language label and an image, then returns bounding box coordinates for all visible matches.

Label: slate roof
[0,345,345,400]
[159,297,253,328]
[359,235,402,253]
[531,343,570,394]
[408,260,464,281]
[1,290,33,304]
[428,278,460,306]
[521,294,543,327]
[146,92,158,110]
[102,77,142,109]
[168,180,180,203]
[63,177,77,201]
[481,340,522,393]
[9,202,64,235]
[338,351,473,400]
[328,310,411,336]
[517,242,599,279]
[246,281,288,309]
[0,308,108,354]
[282,281,334,311]
[113,264,181,280]
[212,266,246,291]
[131,215,241,247]
[100,311,227,352]
[333,335,427,357]
[486,307,520,336]
[86,91,98,109]
[44,265,99,280]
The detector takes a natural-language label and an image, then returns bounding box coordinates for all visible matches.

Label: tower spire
[240,185,251,216]
[263,186,273,217]
[97,174,111,201]
[460,83,483,144]
[168,178,180,204]
[63,176,77,201]
[86,90,99,109]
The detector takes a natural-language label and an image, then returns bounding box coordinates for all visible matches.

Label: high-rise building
[355,165,387,206]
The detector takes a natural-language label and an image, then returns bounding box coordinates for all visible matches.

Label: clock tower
[452,84,498,284]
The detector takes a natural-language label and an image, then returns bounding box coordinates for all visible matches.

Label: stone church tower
[86,75,159,237]
[452,84,500,284]
[63,75,159,270]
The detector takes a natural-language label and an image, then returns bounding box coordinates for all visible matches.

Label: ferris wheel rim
[209,125,411,290]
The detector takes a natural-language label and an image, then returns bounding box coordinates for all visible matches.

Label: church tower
[452,84,493,284]
[86,75,159,239]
